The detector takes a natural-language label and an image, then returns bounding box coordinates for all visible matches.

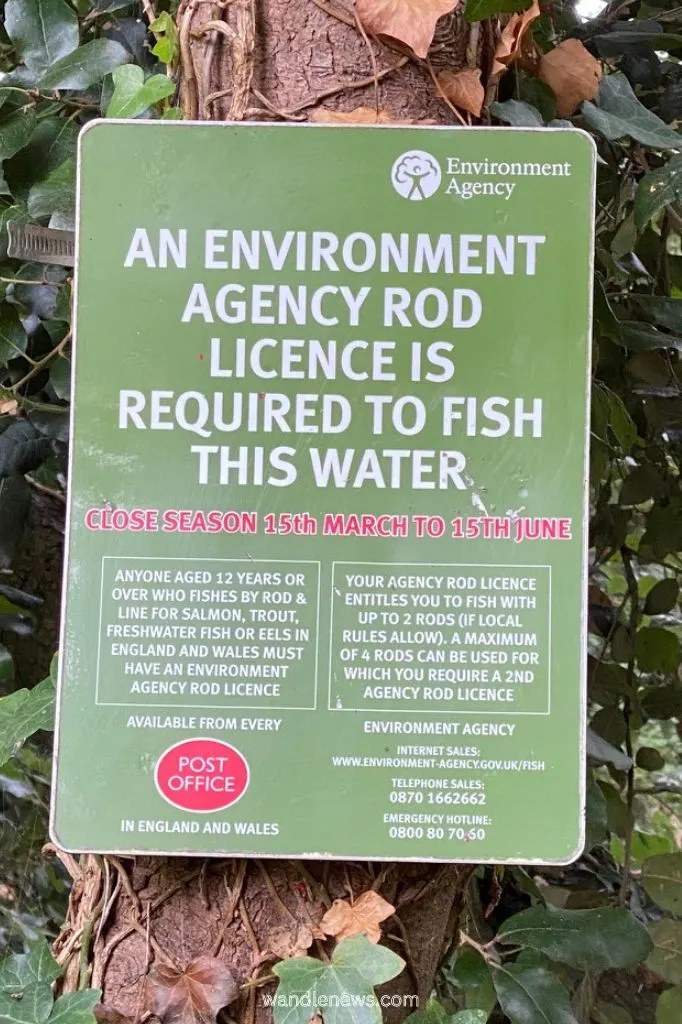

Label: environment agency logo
[391,150,442,200]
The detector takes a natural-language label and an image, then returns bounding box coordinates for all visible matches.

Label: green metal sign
[51,121,595,863]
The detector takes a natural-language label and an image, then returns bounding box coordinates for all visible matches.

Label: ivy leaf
[648,920,682,984]
[644,579,680,615]
[634,296,682,333]
[497,906,652,970]
[620,321,682,353]
[38,40,130,91]
[635,627,680,673]
[0,304,28,363]
[272,935,404,1024]
[0,982,54,1024]
[0,419,56,476]
[50,356,71,401]
[634,156,682,230]
[106,66,175,119]
[490,99,543,126]
[642,853,682,915]
[145,956,238,1024]
[27,158,76,219]
[49,991,100,1024]
[355,0,458,59]
[492,966,578,1024]
[581,74,682,150]
[404,1000,449,1023]
[405,1005,486,1024]
[657,987,682,1024]
[0,108,38,162]
[0,940,62,991]
[150,12,179,65]
[4,0,78,76]
[0,677,56,768]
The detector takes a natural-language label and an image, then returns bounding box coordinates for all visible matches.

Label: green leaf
[0,108,38,162]
[492,966,578,1024]
[642,853,682,914]
[27,158,76,219]
[106,66,175,119]
[48,991,100,1024]
[50,356,71,400]
[0,304,28,363]
[636,627,680,673]
[451,1014,487,1024]
[581,74,682,150]
[405,1001,449,1024]
[636,746,665,771]
[594,1004,632,1024]
[635,156,682,229]
[634,296,682,333]
[332,936,404,985]
[587,729,632,774]
[150,12,179,64]
[0,676,56,768]
[497,906,652,971]
[0,419,55,476]
[585,771,609,850]
[657,987,682,1024]
[619,465,663,506]
[466,0,533,21]
[0,982,53,1024]
[644,579,680,615]
[446,947,496,1017]
[0,940,62,991]
[648,919,682,984]
[620,321,682,352]
[490,100,543,127]
[38,40,130,91]
[4,0,78,76]
[641,684,682,720]
[590,706,626,748]
[272,936,404,1024]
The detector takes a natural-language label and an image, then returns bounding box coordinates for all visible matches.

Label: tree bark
[56,3,491,1020]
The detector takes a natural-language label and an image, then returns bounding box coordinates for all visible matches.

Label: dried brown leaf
[492,0,541,77]
[437,68,484,117]
[266,923,315,960]
[0,398,18,416]
[537,38,601,117]
[355,0,459,59]
[320,890,395,943]
[310,106,414,124]
[0,883,15,902]
[145,956,238,1024]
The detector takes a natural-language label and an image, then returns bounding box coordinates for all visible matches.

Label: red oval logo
[154,738,250,813]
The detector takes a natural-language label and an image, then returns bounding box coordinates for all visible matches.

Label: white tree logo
[391,150,442,200]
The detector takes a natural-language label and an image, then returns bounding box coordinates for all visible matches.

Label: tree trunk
[55,3,491,1020]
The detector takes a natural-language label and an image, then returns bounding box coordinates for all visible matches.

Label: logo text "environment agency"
[391,150,573,201]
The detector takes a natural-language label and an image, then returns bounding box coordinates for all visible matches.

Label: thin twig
[256,861,298,924]
[287,58,408,116]
[11,331,71,393]
[618,546,639,906]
